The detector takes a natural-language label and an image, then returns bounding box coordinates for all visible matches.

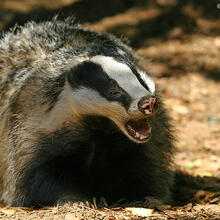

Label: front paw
[144,196,169,209]
[56,194,88,206]
[56,195,108,209]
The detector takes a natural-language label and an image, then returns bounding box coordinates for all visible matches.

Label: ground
[0,0,220,219]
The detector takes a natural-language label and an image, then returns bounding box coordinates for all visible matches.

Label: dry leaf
[125,207,154,217]
[185,159,203,170]
[185,203,193,211]
[0,208,16,215]
[194,159,203,167]
[185,162,195,170]
[172,104,189,115]
[197,172,212,177]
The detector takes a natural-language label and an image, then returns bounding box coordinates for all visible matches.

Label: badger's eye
[108,85,122,97]
[107,80,123,98]
[109,90,121,97]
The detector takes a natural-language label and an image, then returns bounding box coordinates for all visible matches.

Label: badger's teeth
[135,132,140,138]
[140,135,146,140]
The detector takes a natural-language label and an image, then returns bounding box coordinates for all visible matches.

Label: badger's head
[64,56,158,144]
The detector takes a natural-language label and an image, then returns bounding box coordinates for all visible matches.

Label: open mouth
[126,118,151,142]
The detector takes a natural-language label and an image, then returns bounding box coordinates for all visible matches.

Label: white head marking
[137,69,155,94]
[90,55,155,97]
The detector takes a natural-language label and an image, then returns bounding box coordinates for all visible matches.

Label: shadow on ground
[173,171,220,206]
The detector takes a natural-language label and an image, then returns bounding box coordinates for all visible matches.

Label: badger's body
[0,18,174,207]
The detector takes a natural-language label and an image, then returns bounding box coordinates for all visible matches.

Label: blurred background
[0,0,220,194]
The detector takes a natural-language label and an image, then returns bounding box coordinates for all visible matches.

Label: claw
[85,200,91,208]
[100,197,108,208]
[92,197,98,209]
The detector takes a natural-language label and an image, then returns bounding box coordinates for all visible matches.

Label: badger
[0,17,174,207]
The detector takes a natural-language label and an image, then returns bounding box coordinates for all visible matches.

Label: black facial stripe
[67,61,132,109]
[104,84,132,110]
[67,61,109,91]
[129,66,150,92]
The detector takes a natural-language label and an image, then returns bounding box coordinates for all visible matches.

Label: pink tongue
[127,119,152,139]
[136,127,148,136]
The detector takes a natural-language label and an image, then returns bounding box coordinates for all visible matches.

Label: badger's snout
[138,96,158,115]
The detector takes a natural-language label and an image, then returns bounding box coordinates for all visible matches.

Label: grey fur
[0,17,175,207]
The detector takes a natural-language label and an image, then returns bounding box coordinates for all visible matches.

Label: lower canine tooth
[135,132,140,138]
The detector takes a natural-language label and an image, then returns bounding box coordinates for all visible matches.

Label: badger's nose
[138,96,158,115]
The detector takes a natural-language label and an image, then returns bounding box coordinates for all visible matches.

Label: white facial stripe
[64,84,132,131]
[137,69,155,94]
[63,84,108,116]
[64,84,142,142]
[41,82,147,143]
[38,84,118,133]
[70,86,108,107]
[90,56,152,99]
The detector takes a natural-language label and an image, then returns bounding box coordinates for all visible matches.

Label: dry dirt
[0,0,220,219]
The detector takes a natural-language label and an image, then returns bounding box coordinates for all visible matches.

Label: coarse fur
[0,17,175,207]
